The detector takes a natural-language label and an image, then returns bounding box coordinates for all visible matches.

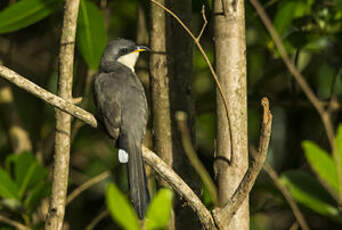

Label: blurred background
[0,0,342,229]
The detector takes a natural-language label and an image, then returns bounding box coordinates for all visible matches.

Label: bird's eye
[121,48,128,54]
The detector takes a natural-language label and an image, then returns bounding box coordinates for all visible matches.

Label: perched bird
[93,38,150,219]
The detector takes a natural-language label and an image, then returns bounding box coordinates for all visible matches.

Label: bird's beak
[133,45,151,53]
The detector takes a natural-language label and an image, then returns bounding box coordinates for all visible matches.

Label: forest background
[0,0,341,230]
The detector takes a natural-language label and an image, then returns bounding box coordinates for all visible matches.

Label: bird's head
[100,38,150,72]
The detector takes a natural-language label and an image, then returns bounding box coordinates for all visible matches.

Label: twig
[212,97,272,228]
[45,0,80,229]
[196,5,207,42]
[263,163,311,230]
[0,215,31,230]
[85,210,108,230]
[289,222,299,230]
[66,171,111,205]
[175,111,218,206]
[0,66,97,128]
[150,0,235,165]
[249,0,342,205]
[142,146,216,229]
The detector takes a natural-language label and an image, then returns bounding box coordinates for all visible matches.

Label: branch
[0,215,31,230]
[212,97,272,228]
[249,0,342,205]
[263,164,310,230]
[0,66,97,128]
[150,0,235,165]
[142,146,216,229]
[175,111,218,206]
[196,5,207,42]
[45,0,80,229]
[85,210,108,230]
[0,66,215,229]
[66,171,111,205]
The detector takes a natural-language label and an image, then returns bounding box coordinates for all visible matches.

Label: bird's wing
[94,72,122,140]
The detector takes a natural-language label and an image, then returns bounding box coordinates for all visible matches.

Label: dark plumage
[93,39,149,219]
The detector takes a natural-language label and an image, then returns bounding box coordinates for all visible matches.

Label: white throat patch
[117,52,139,72]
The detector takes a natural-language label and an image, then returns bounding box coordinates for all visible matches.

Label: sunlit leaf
[77,0,107,70]
[302,141,338,193]
[106,183,139,230]
[145,189,173,230]
[280,170,338,217]
[0,0,62,34]
[336,124,342,173]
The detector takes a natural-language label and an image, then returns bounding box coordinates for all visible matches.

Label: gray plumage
[93,39,149,219]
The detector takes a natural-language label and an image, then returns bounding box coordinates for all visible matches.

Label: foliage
[106,184,173,230]
[0,0,341,229]
[0,152,50,222]
[277,125,342,222]
[77,0,107,70]
[0,0,62,34]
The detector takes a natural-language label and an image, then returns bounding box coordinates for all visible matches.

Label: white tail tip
[118,149,129,163]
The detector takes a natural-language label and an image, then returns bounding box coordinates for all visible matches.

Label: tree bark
[165,0,201,229]
[213,0,249,229]
[150,1,175,229]
[45,0,80,229]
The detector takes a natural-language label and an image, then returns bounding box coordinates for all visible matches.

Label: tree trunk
[165,0,201,229]
[45,0,80,229]
[150,1,175,229]
[213,0,249,229]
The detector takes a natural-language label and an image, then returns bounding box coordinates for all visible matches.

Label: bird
[93,38,150,219]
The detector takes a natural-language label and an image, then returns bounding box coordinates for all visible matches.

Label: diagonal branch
[0,66,97,128]
[249,0,342,205]
[0,214,31,230]
[142,146,216,229]
[212,97,272,228]
[263,163,311,230]
[0,65,215,230]
[66,171,111,205]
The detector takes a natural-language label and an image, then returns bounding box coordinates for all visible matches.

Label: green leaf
[280,170,338,217]
[77,0,107,69]
[145,189,173,230]
[24,180,50,213]
[273,0,308,37]
[0,0,62,34]
[302,141,338,193]
[336,124,342,173]
[106,183,139,230]
[7,152,48,198]
[0,168,19,200]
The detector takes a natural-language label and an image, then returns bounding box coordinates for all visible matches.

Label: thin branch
[142,146,216,229]
[263,163,311,230]
[212,97,272,228]
[85,210,108,230]
[0,215,31,230]
[0,65,97,128]
[196,5,207,42]
[289,222,299,230]
[249,0,342,204]
[150,0,236,165]
[66,171,111,205]
[175,111,218,206]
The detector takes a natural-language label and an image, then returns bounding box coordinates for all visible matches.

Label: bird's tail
[124,138,150,219]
